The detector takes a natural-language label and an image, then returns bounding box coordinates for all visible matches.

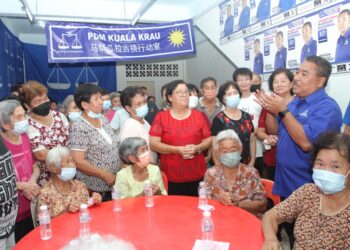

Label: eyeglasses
[174,90,190,96]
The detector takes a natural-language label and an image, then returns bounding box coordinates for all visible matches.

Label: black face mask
[32,101,51,116]
[250,84,261,93]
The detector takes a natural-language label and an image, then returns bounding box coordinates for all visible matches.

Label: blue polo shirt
[256,0,270,22]
[224,15,234,37]
[300,38,317,63]
[335,28,350,63]
[279,0,296,12]
[344,102,350,125]
[273,88,342,198]
[274,47,287,69]
[239,6,250,30]
[253,52,264,74]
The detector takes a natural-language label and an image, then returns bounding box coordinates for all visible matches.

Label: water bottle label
[80,213,90,223]
[202,223,213,232]
[199,188,206,197]
[39,215,50,225]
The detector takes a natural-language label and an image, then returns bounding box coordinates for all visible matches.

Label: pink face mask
[136,151,150,168]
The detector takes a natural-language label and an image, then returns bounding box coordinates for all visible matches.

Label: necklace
[52,179,71,196]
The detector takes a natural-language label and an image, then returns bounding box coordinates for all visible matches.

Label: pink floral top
[27,111,70,186]
[204,164,266,203]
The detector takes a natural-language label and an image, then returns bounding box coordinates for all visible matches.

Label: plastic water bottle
[79,204,91,238]
[198,181,208,209]
[39,205,52,240]
[201,211,214,250]
[144,181,154,207]
[112,186,122,212]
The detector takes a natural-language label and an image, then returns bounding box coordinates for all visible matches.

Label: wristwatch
[278,108,290,119]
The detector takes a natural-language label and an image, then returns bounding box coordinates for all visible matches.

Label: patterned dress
[37,179,89,218]
[27,111,70,186]
[274,184,350,249]
[204,164,266,203]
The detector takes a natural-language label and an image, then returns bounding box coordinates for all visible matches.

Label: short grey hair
[109,92,121,101]
[119,137,147,164]
[215,129,242,149]
[46,146,70,168]
[61,95,74,114]
[0,100,22,130]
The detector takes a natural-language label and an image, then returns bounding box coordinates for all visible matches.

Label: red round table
[15,196,263,250]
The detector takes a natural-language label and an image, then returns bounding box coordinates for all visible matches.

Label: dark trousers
[168,180,203,196]
[265,164,276,181]
[254,157,264,177]
[15,216,34,242]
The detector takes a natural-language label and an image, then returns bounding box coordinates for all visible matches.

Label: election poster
[242,0,350,74]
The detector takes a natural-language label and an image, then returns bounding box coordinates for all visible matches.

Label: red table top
[15,196,263,250]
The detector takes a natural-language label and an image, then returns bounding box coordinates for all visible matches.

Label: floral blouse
[211,111,254,164]
[275,184,350,249]
[204,164,266,203]
[27,111,70,186]
[37,179,89,218]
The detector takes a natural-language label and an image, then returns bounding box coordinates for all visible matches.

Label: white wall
[195,7,350,116]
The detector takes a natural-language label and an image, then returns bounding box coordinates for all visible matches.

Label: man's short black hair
[305,56,332,87]
[232,67,253,82]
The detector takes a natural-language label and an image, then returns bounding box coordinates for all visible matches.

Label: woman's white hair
[61,234,135,250]
[46,146,70,167]
[215,129,242,149]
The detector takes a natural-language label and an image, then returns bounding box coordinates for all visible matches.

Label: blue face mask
[68,111,82,123]
[12,119,29,135]
[58,167,77,182]
[103,100,111,110]
[136,104,149,118]
[112,106,122,111]
[312,169,350,195]
[220,151,241,168]
[225,95,240,109]
[87,110,101,119]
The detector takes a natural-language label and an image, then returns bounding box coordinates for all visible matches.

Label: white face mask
[136,150,150,168]
[12,119,29,135]
[188,96,199,109]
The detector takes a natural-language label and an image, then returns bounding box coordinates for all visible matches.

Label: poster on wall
[46,19,196,63]
[243,0,350,74]
[220,0,340,44]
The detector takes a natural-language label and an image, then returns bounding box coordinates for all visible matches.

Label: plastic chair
[261,178,280,206]
[161,171,168,193]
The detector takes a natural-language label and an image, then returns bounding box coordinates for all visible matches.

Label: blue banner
[46,20,196,63]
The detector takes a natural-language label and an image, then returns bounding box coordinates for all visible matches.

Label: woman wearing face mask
[61,95,82,124]
[211,81,256,168]
[21,81,70,187]
[101,89,112,115]
[262,132,350,250]
[0,100,40,242]
[119,86,157,163]
[204,129,266,216]
[187,83,200,109]
[69,84,120,202]
[37,147,102,218]
[115,137,167,198]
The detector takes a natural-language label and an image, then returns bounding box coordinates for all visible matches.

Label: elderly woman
[61,95,82,124]
[262,132,350,249]
[115,137,167,198]
[0,100,40,241]
[150,80,212,196]
[204,129,266,216]
[20,81,70,187]
[211,81,256,167]
[37,146,102,218]
[105,92,122,122]
[119,86,157,163]
[256,68,294,180]
[69,84,120,201]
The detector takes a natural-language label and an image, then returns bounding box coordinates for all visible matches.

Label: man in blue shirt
[256,56,342,200]
[300,22,317,63]
[274,31,287,69]
[253,39,264,74]
[343,102,350,135]
[224,4,234,37]
[256,0,270,22]
[279,0,296,12]
[335,9,350,63]
[239,0,250,30]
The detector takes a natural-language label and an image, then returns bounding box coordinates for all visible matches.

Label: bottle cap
[80,203,88,209]
[39,205,48,211]
[199,181,205,187]
[203,211,211,217]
